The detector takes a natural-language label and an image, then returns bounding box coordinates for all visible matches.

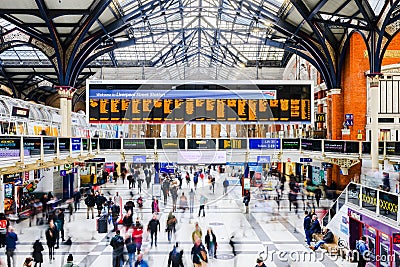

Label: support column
[185,124,192,138]
[56,86,75,137]
[205,124,211,138]
[195,124,202,138]
[220,125,228,138]
[367,74,382,170]
[170,124,177,138]
[230,124,237,138]
[160,124,167,138]
[326,88,343,140]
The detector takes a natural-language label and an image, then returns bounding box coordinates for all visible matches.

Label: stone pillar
[56,86,75,137]
[220,125,227,138]
[326,88,343,140]
[230,124,237,138]
[367,74,382,170]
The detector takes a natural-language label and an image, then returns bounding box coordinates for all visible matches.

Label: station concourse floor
[2,173,358,267]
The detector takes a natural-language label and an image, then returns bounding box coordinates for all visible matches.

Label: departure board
[88,81,312,123]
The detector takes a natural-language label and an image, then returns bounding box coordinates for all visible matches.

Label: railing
[322,182,399,226]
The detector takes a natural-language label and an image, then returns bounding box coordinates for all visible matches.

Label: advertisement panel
[157,139,185,149]
[71,138,81,152]
[23,137,41,156]
[123,139,154,149]
[0,138,21,158]
[218,139,247,149]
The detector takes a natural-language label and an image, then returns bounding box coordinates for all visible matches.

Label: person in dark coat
[303,211,312,246]
[205,228,217,259]
[147,214,160,247]
[168,242,184,267]
[309,227,334,251]
[310,215,322,234]
[45,220,57,262]
[32,240,44,267]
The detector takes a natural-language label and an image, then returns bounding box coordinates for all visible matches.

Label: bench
[312,233,339,254]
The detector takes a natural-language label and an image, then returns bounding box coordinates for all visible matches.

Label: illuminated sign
[218,139,247,149]
[12,106,29,118]
[88,82,312,123]
[157,139,185,149]
[249,139,280,149]
[393,233,400,244]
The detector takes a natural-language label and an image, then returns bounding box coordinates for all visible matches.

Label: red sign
[393,233,400,244]
[0,220,7,229]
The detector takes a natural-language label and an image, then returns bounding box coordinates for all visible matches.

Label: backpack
[171,248,180,264]
[112,235,124,249]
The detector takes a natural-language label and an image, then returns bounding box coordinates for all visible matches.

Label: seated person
[310,215,322,234]
[309,227,334,251]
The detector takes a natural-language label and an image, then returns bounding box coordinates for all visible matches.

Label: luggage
[97,215,108,233]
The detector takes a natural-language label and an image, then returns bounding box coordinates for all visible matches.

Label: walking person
[151,197,160,214]
[5,226,18,267]
[127,173,134,189]
[191,238,208,267]
[166,211,177,243]
[147,214,160,247]
[23,258,33,267]
[56,209,65,242]
[223,178,229,195]
[315,188,322,208]
[85,192,96,219]
[229,235,236,256]
[243,190,250,214]
[198,194,207,217]
[303,211,312,246]
[210,176,216,194]
[111,202,120,232]
[356,236,368,267]
[45,220,57,263]
[125,233,136,267]
[168,242,184,267]
[189,189,195,214]
[162,178,170,205]
[132,219,143,254]
[205,228,217,259]
[137,196,144,220]
[193,173,199,190]
[145,169,152,189]
[191,223,202,243]
[32,240,44,267]
[73,189,81,212]
[110,230,125,267]
[171,185,179,212]
[137,176,143,194]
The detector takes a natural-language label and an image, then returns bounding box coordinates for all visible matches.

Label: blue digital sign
[249,139,280,149]
[133,155,147,164]
[257,156,271,164]
[71,138,81,151]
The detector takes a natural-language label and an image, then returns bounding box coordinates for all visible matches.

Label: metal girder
[0,62,17,96]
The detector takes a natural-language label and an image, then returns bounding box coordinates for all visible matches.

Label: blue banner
[226,162,244,166]
[89,89,277,100]
[249,139,281,149]
[133,155,147,163]
[257,156,271,164]
[71,138,81,151]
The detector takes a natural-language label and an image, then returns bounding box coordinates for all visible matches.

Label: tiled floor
[0,171,358,266]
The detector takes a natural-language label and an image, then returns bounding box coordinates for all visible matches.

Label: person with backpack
[168,242,184,267]
[32,239,44,267]
[166,211,177,243]
[110,230,124,267]
[356,236,368,267]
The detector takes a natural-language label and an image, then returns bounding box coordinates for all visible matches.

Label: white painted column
[220,125,228,138]
[367,74,381,170]
[185,124,192,138]
[195,124,202,138]
[170,124,177,138]
[57,86,75,137]
[59,97,68,137]
[67,98,73,137]
[160,124,168,138]
[0,176,4,212]
[229,124,237,138]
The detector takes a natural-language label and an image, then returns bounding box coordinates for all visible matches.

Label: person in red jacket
[132,219,143,254]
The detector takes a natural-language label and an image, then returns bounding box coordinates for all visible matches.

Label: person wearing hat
[63,254,78,267]
[256,257,266,267]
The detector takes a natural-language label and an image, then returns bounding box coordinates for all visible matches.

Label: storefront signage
[282,139,300,149]
[324,141,344,153]
[0,138,20,158]
[59,138,70,151]
[348,210,362,221]
[359,193,398,214]
[393,233,400,244]
[23,137,41,156]
[257,156,271,164]
[300,158,312,163]
[187,139,216,149]
[100,139,122,150]
[249,139,280,149]
[315,113,325,123]
[345,114,354,126]
[301,139,322,151]
[14,178,22,186]
[123,139,154,149]
[43,137,56,154]
[11,106,29,118]
[3,173,20,183]
[84,158,105,163]
[0,150,20,158]
[157,139,185,149]
[218,139,247,149]
[71,138,81,151]
[322,162,333,169]
[133,156,147,163]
